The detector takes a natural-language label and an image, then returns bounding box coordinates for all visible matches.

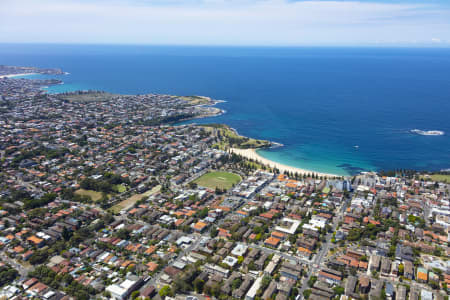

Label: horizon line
[1,42,450,49]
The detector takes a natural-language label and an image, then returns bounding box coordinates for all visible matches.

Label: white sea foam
[411,129,444,136]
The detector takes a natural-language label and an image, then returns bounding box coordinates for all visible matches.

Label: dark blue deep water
[1,44,449,175]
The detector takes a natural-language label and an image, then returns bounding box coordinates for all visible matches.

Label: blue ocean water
[1,44,449,175]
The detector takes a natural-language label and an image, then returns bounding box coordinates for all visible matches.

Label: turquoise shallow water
[2,44,450,176]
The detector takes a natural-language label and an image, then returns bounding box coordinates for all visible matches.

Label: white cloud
[0,0,449,45]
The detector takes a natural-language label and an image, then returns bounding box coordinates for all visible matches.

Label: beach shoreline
[0,73,37,78]
[230,147,341,178]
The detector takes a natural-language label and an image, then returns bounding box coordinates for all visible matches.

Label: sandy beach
[230,148,340,178]
[0,73,37,78]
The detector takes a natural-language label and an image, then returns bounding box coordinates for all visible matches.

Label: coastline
[187,99,341,177]
[0,73,37,78]
[230,147,341,178]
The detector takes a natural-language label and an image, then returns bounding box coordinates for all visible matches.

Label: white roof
[222,256,238,267]
[231,243,248,256]
[176,236,193,245]
[246,276,263,299]
[120,279,136,290]
[43,291,56,299]
[106,284,127,297]
[275,217,301,235]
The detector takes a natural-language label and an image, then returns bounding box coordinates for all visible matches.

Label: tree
[193,278,205,293]
[116,228,131,240]
[308,276,317,287]
[433,247,442,257]
[398,263,404,275]
[261,275,272,290]
[333,286,345,295]
[159,285,172,298]
[62,226,72,241]
[0,265,18,287]
[232,277,242,289]
[347,228,361,241]
[74,290,90,300]
[131,290,140,299]
[210,227,218,238]
[173,275,191,293]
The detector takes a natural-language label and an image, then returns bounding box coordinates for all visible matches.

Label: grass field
[59,92,114,103]
[421,174,450,183]
[193,171,241,190]
[110,185,161,214]
[75,189,104,202]
[322,186,331,194]
[201,124,271,149]
[114,184,127,193]
[178,95,213,105]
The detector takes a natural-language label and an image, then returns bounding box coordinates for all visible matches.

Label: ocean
[1,44,449,176]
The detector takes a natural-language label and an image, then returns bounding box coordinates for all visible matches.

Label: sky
[1,0,450,46]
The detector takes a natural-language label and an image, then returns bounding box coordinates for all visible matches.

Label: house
[359,275,371,294]
[279,262,301,280]
[262,281,277,300]
[403,261,414,280]
[204,264,229,277]
[246,276,263,300]
[192,221,208,232]
[311,281,334,300]
[385,282,395,300]
[105,276,144,300]
[346,249,364,260]
[27,235,45,248]
[420,290,433,300]
[297,247,312,259]
[221,272,240,295]
[254,253,269,270]
[370,255,381,272]
[23,278,38,289]
[380,257,391,275]
[28,282,48,296]
[318,268,343,284]
[231,243,248,257]
[232,275,253,299]
[297,237,316,251]
[395,245,414,262]
[397,285,407,300]
[140,286,156,299]
[417,267,428,283]
[345,276,357,296]
[264,254,280,275]
[264,236,281,248]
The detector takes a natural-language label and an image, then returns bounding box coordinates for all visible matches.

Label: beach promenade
[230,148,339,178]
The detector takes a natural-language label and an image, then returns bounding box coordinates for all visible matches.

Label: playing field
[110,185,161,214]
[421,174,450,183]
[193,171,241,190]
[75,189,103,202]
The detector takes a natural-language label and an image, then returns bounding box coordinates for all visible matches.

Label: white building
[275,217,301,235]
[232,243,248,257]
[105,277,143,300]
[246,276,263,300]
